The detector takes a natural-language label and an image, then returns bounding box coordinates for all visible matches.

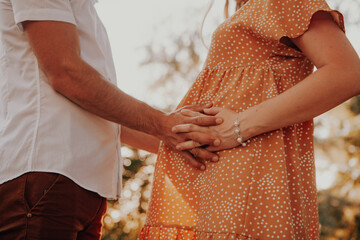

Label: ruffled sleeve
[247,0,345,41]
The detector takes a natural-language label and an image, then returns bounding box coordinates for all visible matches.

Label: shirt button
[27,213,32,218]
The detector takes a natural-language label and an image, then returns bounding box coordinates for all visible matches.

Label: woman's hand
[172,107,249,152]
[160,104,224,170]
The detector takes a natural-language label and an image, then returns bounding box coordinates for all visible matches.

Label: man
[0,0,221,239]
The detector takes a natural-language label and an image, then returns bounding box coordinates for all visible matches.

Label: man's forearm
[51,59,164,137]
[121,126,160,154]
[22,20,164,136]
[22,20,222,170]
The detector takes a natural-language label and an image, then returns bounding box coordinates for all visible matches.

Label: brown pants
[0,172,107,240]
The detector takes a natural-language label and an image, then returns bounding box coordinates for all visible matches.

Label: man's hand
[172,107,248,153]
[157,104,224,170]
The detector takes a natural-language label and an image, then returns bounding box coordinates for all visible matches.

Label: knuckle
[208,116,216,123]
[196,133,206,142]
[203,138,212,145]
[198,149,211,160]
[193,141,201,148]
[193,148,200,155]
[193,117,200,124]
[176,143,184,150]
[182,153,193,162]
[189,132,197,141]
[202,117,211,125]
[188,124,194,131]
[197,148,206,155]
[183,118,190,124]
[204,152,214,160]
[197,135,207,145]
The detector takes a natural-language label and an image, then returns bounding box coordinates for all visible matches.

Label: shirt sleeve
[11,0,76,31]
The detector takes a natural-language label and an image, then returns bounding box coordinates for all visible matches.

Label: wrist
[150,110,168,139]
[238,107,265,140]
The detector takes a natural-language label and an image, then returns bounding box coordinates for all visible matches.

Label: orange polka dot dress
[139,0,344,239]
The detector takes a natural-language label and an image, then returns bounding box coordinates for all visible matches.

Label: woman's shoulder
[235,0,344,41]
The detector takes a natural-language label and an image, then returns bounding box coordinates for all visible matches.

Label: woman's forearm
[120,126,160,154]
[241,63,360,139]
[241,13,360,140]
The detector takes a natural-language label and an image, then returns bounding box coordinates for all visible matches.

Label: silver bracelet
[234,119,247,147]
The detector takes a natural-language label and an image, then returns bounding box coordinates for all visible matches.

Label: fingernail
[216,118,223,124]
[212,156,219,162]
[176,145,181,150]
[213,139,220,146]
[171,127,176,132]
[200,165,206,170]
[205,103,212,107]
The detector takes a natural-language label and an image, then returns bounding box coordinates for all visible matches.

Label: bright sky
[95,0,360,190]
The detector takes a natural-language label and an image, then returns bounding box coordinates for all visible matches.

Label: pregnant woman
[139,0,360,239]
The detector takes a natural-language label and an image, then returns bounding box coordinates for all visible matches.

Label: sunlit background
[93,0,360,239]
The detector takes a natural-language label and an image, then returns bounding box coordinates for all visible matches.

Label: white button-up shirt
[0,0,122,199]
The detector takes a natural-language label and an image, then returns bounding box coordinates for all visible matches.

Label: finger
[176,140,202,151]
[180,109,201,117]
[184,132,221,146]
[181,109,223,125]
[181,103,213,113]
[172,126,221,146]
[179,150,206,170]
[176,137,220,150]
[203,107,223,115]
[187,115,223,126]
[172,124,200,133]
[195,148,219,162]
[205,145,222,152]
